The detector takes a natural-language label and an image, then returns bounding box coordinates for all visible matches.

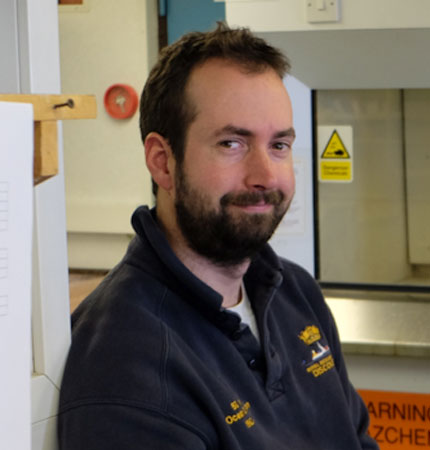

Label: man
[58,23,378,449]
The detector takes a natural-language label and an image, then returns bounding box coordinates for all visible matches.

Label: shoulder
[72,259,167,328]
[279,257,315,281]
[274,257,338,338]
[62,261,171,408]
[278,257,323,300]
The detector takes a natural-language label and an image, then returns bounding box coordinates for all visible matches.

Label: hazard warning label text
[359,389,430,449]
[320,161,351,181]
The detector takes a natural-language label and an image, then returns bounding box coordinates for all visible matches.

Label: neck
[156,202,249,308]
[177,248,249,308]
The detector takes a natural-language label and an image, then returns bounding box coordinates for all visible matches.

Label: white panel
[0,101,33,450]
[13,1,72,450]
[1,0,69,449]
[21,0,71,382]
[270,76,315,275]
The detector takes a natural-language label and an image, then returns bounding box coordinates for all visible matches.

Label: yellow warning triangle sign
[321,130,350,159]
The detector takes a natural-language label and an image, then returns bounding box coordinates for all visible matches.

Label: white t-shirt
[228,283,260,343]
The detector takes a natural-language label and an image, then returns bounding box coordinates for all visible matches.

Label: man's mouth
[235,202,273,213]
[221,190,284,210]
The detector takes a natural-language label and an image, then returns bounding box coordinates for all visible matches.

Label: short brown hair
[139,22,290,195]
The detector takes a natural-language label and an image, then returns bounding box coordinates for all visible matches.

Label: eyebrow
[214,124,296,139]
[214,125,252,137]
[274,128,296,139]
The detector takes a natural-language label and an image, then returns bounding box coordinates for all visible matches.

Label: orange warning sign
[321,129,350,159]
[358,389,430,449]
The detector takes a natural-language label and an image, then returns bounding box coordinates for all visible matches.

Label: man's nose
[244,147,277,191]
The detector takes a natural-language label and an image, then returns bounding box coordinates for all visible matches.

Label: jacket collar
[128,205,284,332]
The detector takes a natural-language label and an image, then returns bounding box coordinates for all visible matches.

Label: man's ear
[144,132,175,192]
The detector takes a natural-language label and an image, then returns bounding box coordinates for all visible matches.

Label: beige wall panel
[404,89,430,265]
[68,232,132,270]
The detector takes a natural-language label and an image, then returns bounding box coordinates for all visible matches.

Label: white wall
[226,0,430,32]
[59,0,158,269]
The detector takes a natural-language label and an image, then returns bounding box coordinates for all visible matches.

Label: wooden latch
[0,94,97,185]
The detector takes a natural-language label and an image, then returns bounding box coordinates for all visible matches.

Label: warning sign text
[359,390,430,449]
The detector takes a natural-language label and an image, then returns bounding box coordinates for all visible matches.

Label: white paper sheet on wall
[0,102,33,450]
[274,158,306,235]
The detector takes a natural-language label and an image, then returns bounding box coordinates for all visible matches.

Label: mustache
[220,190,285,207]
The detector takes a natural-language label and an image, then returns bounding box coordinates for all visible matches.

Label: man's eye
[272,142,291,151]
[218,140,241,150]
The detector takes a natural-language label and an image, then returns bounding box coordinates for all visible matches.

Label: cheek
[279,165,296,196]
[192,165,236,195]
[189,171,218,191]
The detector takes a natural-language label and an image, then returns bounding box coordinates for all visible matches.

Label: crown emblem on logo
[299,325,321,345]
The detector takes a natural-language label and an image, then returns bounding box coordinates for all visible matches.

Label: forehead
[185,58,293,131]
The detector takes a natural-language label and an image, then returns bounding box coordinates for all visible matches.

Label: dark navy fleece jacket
[58,206,378,450]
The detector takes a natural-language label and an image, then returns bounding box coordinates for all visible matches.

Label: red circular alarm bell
[104,84,138,119]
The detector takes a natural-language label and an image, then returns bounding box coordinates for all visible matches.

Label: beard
[174,165,291,267]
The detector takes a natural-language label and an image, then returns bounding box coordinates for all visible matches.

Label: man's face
[172,59,296,266]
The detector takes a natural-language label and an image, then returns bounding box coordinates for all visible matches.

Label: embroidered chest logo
[225,399,255,429]
[299,325,335,378]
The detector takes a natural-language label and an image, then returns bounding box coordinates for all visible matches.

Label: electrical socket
[306,0,340,23]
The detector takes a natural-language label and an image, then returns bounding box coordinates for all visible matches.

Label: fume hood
[227,0,430,357]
